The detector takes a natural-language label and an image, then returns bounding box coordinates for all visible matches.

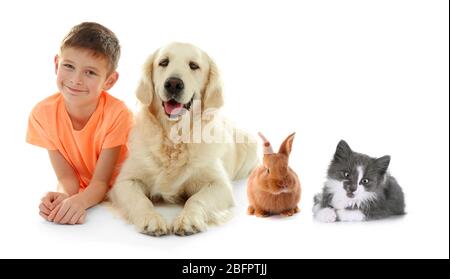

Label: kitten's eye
[159,59,169,67]
[189,62,199,70]
[361,178,369,184]
[343,171,350,178]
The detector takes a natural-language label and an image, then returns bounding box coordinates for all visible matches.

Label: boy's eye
[343,171,350,177]
[159,59,169,67]
[63,64,74,69]
[361,178,369,184]
[189,62,199,70]
[86,70,97,76]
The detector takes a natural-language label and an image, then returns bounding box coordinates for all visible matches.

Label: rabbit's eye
[343,171,350,177]
[266,168,270,174]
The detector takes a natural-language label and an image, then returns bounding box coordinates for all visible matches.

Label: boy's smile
[63,84,89,95]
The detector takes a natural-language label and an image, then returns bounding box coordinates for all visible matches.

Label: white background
[0,0,448,259]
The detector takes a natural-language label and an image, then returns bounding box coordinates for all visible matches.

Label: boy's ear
[136,52,156,105]
[54,54,59,74]
[103,72,119,91]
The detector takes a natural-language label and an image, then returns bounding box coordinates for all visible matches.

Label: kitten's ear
[375,155,391,175]
[334,140,352,161]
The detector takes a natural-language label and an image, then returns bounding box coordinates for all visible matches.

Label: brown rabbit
[247,132,301,217]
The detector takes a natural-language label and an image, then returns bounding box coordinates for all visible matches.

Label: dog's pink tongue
[164,101,183,115]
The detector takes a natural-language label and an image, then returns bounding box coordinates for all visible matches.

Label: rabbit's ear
[136,51,157,105]
[279,132,296,157]
[258,132,274,154]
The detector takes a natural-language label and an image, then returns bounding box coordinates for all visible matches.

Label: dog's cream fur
[109,43,258,236]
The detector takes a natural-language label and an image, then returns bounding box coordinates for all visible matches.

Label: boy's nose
[71,80,82,85]
[70,72,83,85]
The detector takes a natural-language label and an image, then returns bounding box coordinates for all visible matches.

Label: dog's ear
[136,53,156,105]
[202,55,224,109]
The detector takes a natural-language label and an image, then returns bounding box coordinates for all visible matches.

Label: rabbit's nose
[278,181,288,188]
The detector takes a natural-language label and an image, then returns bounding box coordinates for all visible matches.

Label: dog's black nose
[164,77,184,96]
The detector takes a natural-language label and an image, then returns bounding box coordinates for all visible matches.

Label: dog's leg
[172,165,234,236]
[109,180,170,236]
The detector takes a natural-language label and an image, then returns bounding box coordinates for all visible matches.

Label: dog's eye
[159,59,169,67]
[189,62,199,70]
[361,178,369,184]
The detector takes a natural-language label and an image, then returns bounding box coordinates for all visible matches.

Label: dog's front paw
[314,208,337,223]
[172,210,207,236]
[134,212,170,236]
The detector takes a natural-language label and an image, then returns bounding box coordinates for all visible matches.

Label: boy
[26,22,133,224]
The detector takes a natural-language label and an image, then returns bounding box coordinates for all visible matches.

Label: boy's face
[55,47,118,107]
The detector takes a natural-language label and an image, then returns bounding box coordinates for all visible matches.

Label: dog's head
[137,42,224,121]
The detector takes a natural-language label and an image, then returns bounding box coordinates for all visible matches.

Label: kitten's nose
[346,184,357,198]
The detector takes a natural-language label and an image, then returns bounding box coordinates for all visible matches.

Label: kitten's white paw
[312,203,321,214]
[337,209,366,222]
[314,208,337,223]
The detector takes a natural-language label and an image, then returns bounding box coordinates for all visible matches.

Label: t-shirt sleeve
[26,106,57,150]
[102,106,134,149]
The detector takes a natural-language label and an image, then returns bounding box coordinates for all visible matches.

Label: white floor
[2,166,448,259]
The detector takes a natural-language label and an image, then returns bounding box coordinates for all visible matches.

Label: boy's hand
[48,195,86,225]
[39,192,69,220]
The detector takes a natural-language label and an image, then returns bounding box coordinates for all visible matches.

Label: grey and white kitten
[313,140,405,222]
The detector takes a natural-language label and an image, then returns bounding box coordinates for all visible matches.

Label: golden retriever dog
[109,42,258,236]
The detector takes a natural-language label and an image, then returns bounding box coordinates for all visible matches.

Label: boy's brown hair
[61,22,121,73]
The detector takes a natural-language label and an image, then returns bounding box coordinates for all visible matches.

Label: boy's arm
[48,150,79,196]
[76,146,122,209]
[47,146,122,224]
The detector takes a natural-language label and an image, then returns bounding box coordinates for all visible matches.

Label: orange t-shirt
[26,91,134,189]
